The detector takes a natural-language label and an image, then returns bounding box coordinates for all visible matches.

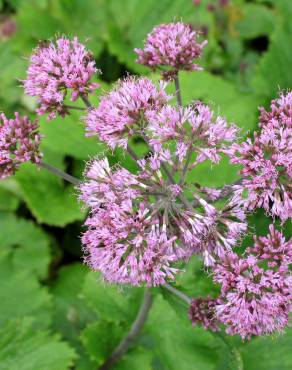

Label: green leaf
[81,320,153,370]
[0,250,51,328]
[0,318,77,370]
[146,296,218,370]
[235,3,275,39]
[0,43,26,106]
[215,333,244,370]
[186,155,240,188]
[81,320,124,365]
[51,264,97,344]
[114,347,153,370]
[176,255,219,298]
[0,188,20,211]
[240,327,292,370]
[15,162,83,226]
[106,0,206,74]
[82,271,144,322]
[252,0,292,98]
[50,0,106,57]
[179,71,260,130]
[0,212,50,279]
[40,111,106,160]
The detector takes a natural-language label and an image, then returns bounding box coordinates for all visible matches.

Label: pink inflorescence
[85,77,171,149]
[229,91,292,222]
[24,37,99,120]
[79,158,183,287]
[213,225,292,339]
[80,152,247,285]
[80,74,248,282]
[135,22,207,74]
[0,113,41,179]
[189,297,221,332]
[148,103,238,165]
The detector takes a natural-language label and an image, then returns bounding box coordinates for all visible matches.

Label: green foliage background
[0,0,291,369]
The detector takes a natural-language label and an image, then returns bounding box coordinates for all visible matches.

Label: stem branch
[81,95,92,108]
[38,161,80,186]
[164,284,192,305]
[99,289,153,370]
[127,146,140,162]
[179,145,193,186]
[64,104,86,111]
[172,72,182,174]
[174,73,182,107]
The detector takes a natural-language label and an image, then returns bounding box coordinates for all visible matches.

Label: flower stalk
[99,289,153,370]
[174,72,183,107]
[38,161,80,186]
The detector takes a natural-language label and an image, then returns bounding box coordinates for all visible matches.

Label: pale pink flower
[259,90,292,129]
[80,155,247,285]
[24,37,99,119]
[0,113,41,179]
[85,77,171,149]
[228,92,292,222]
[213,226,292,339]
[188,197,247,266]
[148,103,237,165]
[79,158,184,286]
[189,297,221,331]
[135,22,207,73]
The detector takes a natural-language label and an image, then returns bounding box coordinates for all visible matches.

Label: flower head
[213,226,292,339]
[80,154,246,285]
[135,22,207,74]
[259,90,292,129]
[148,103,237,165]
[85,77,170,149]
[189,297,221,331]
[228,91,292,222]
[0,113,41,179]
[24,37,99,119]
[80,158,183,286]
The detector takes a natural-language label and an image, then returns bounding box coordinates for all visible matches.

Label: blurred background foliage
[0,0,291,369]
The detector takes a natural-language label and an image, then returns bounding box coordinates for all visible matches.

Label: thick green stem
[99,289,153,370]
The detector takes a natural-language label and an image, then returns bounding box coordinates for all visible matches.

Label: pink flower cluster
[148,103,237,165]
[189,226,291,339]
[85,77,171,149]
[79,158,182,286]
[135,22,207,74]
[188,297,220,331]
[24,37,99,119]
[80,154,247,285]
[85,77,237,170]
[81,67,248,284]
[229,91,292,222]
[213,225,291,339]
[0,113,41,179]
